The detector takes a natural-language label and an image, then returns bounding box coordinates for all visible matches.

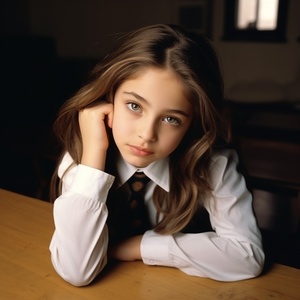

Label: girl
[49,24,264,286]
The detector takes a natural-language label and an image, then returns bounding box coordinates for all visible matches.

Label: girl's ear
[106,105,114,129]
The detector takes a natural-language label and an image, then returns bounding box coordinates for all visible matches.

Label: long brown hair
[51,24,230,234]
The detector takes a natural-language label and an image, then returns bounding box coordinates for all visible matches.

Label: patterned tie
[127,172,151,236]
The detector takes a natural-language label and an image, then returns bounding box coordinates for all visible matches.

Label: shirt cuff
[69,164,115,200]
[141,230,174,267]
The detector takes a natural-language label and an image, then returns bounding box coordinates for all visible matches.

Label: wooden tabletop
[0,188,299,299]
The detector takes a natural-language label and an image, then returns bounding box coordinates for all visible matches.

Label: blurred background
[0,0,299,268]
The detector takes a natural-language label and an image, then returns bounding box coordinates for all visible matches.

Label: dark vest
[106,183,213,243]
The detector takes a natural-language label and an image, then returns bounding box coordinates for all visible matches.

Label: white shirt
[49,149,265,286]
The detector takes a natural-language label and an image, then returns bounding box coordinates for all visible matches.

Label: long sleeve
[49,153,115,286]
[141,149,265,281]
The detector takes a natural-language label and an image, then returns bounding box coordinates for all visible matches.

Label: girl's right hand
[79,102,114,170]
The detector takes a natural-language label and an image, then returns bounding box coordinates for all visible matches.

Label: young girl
[49,24,264,286]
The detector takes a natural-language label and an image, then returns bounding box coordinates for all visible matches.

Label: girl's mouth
[128,145,154,156]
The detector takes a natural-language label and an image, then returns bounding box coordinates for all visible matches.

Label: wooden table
[0,189,299,299]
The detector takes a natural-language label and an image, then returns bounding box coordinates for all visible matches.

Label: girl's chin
[126,160,151,169]
[122,155,153,168]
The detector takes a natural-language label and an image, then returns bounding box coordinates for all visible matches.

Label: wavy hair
[51,24,230,234]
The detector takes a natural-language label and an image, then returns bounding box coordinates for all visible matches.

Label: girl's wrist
[81,149,107,170]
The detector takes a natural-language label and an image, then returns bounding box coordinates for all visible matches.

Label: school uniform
[49,149,264,286]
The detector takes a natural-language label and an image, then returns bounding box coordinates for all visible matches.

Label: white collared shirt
[116,155,169,226]
[50,149,265,286]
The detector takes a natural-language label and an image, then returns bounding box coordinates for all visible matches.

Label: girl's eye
[164,116,180,126]
[127,102,141,112]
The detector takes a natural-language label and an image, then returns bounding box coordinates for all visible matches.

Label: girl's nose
[138,121,157,143]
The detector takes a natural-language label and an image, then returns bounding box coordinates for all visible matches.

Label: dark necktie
[127,172,151,236]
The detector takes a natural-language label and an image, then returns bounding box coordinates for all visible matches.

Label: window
[237,0,279,30]
[223,0,289,42]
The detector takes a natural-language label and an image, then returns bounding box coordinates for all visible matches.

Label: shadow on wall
[253,189,300,269]
[0,36,97,200]
[228,77,300,107]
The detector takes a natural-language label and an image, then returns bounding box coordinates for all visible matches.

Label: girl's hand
[79,102,114,170]
[109,235,143,261]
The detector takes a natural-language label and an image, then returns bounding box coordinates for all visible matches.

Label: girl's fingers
[79,102,114,149]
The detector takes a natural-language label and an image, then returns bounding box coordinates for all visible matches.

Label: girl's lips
[129,145,154,156]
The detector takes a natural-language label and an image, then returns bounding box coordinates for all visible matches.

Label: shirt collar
[117,155,170,192]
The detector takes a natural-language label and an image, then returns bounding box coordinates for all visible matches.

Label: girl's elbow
[51,255,108,287]
[246,260,264,279]
[223,246,265,281]
[249,252,265,278]
[67,269,107,287]
[236,241,265,280]
[63,272,94,287]
[239,248,265,280]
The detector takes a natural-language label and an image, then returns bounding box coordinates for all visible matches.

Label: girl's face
[112,67,193,168]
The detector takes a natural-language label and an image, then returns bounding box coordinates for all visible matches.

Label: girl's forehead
[118,68,185,97]
[121,66,194,105]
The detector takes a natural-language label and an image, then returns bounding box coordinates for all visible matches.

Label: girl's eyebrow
[123,91,190,118]
[124,91,146,102]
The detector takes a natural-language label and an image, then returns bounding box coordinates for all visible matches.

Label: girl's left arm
[140,149,265,282]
